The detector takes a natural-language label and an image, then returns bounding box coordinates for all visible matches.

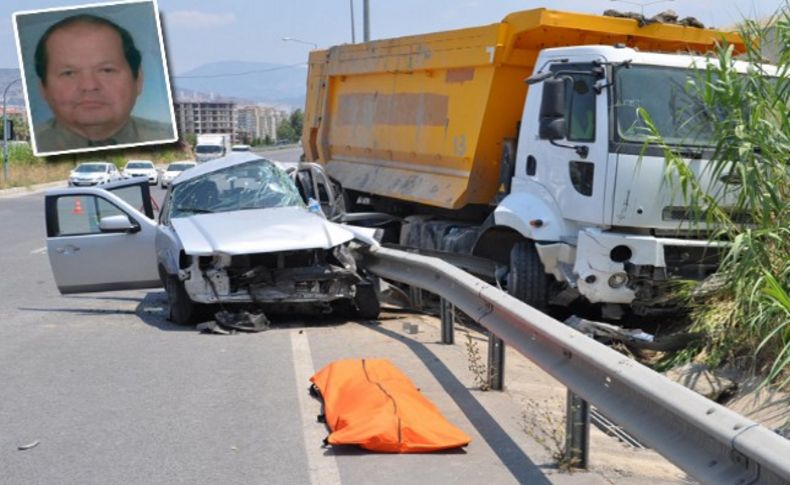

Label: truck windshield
[195,145,223,154]
[614,66,717,147]
[169,159,305,218]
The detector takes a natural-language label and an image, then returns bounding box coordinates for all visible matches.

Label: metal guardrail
[363,246,790,485]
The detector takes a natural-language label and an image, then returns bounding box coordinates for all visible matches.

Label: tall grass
[0,140,193,189]
[640,9,789,388]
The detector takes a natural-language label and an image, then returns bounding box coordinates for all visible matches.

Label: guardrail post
[439,297,455,344]
[565,389,590,469]
[487,334,505,390]
[409,285,424,310]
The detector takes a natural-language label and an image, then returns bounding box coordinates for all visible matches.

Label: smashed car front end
[179,244,364,305]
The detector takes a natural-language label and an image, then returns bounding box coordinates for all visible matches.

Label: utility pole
[3,78,21,184]
[350,0,356,43]
[363,0,370,42]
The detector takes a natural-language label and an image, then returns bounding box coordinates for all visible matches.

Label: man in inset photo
[15,1,176,155]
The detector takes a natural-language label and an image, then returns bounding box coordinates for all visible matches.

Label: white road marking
[30,246,47,255]
[290,330,342,485]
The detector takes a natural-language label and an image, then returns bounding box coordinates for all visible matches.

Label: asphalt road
[0,148,678,484]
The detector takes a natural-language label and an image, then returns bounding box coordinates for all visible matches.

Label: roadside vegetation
[0,140,193,189]
[641,10,789,388]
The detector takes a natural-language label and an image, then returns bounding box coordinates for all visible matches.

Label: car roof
[125,160,154,165]
[168,160,197,166]
[173,152,274,186]
[78,161,109,166]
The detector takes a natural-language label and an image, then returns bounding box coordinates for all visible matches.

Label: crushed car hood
[172,206,370,256]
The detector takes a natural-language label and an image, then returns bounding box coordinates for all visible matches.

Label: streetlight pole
[609,0,675,16]
[3,78,21,184]
[350,0,356,44]
[363,0,370,42]
[281,37,318,50]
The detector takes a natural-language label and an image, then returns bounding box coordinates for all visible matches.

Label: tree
[276,118,296,143]
[183,132,197,148]
[289,109,304,140]
[264,134,273,146]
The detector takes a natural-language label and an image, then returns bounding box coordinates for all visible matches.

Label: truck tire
[507,241,549,311]
[166,274,197,325]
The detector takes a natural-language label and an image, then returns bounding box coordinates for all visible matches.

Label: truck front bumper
[537,228,723,305]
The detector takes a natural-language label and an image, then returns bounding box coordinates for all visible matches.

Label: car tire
[166,274,197,325]
[507,241,549,311]
[352,278,381,319]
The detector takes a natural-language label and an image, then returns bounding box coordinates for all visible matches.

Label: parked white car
[160,160,197,188]
[44,153,381,325]
[68,162,122,187]
[123,160,158,185]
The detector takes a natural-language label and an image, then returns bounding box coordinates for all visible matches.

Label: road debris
[197,321,231,335]
[564,315,702,351]
[17,440,40,451]
[214,310,271,333]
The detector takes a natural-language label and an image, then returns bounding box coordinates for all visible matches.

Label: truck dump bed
[303,8,743,209]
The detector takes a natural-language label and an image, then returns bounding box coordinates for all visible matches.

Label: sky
[1,0,785,74]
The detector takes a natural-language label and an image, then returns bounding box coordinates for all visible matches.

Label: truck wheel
[508,241,549,311]
[352,280,381,319]
[166,274,197,325]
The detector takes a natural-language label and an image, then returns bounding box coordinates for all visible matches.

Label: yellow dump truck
[302,8,749,314]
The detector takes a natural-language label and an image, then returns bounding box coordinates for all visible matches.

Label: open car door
[44,178,162,294]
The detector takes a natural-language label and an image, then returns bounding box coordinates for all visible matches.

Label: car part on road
[564,315,703,352]
[214,309,271,332]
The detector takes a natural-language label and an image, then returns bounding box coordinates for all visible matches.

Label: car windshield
[169,159,305,218]
[614,66,719,147]
[195,145,222,154]
[167,163,195,172]
[127,162,153,169]
[75,164,106,173]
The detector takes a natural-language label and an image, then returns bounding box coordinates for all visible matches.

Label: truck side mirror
[538,78,567,140]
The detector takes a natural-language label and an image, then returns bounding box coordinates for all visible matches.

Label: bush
[640,9,789,387]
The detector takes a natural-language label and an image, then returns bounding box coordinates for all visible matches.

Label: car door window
[54,194,126,236]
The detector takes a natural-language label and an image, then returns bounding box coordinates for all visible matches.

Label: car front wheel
[165,274,197,324]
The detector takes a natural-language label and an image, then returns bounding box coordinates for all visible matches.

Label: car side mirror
[99,215,139,233]
[538,78,567,140]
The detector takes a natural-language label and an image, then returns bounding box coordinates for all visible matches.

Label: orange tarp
[310,358,471,453]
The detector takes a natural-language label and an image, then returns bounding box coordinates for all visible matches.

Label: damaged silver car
[44,153,381,325]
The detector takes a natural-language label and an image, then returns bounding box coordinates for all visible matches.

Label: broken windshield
[614,66,719,147]
[169,159,305,219]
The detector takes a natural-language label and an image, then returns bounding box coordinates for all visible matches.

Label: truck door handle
[55,245,80,254]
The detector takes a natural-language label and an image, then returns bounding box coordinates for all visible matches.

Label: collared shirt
[35,116,175,153]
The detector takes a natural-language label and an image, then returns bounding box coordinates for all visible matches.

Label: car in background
[43,153,381,325]
[123,160,158,185]
[68,162,122,187]
[160,160,197,188]
[231,144,251,152]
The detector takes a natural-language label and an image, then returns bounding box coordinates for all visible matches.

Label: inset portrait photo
[13,0,177,156]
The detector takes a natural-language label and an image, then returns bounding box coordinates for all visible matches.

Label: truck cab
[496,45,757,311]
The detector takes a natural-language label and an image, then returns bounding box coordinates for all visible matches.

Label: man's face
[39,22,142,139]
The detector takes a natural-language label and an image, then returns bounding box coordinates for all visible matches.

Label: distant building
[235,105,289,144]
[174,100,236,140]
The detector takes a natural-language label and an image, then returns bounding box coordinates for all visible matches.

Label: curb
[0,180,66,199]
